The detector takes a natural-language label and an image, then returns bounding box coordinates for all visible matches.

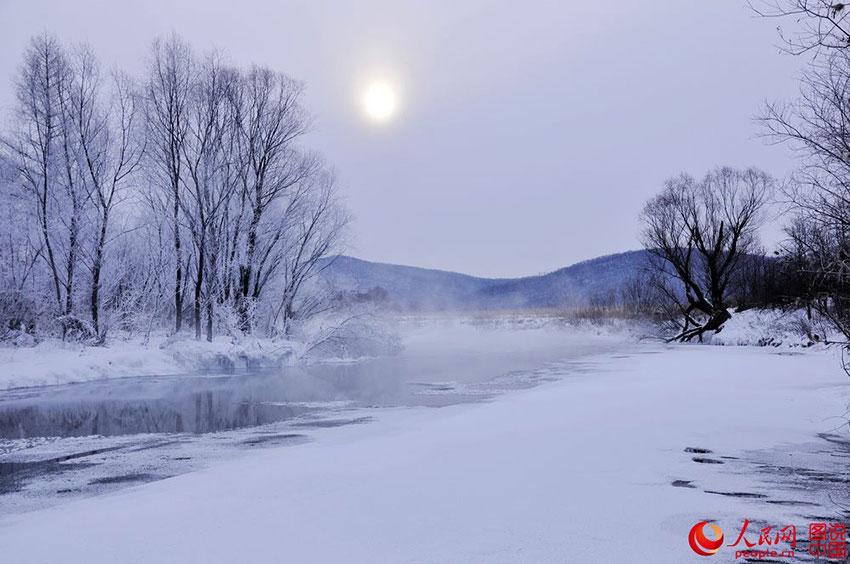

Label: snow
[0,335,298,390]
[0,343,846,563]
[708,308,837,348]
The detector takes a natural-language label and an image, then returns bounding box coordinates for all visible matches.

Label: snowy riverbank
[0,308,834,393]
[0,315,642,390]
[0,335,301,390]
[0,344,847,563]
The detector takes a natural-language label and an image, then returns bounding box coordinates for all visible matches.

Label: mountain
[318,250,653,311]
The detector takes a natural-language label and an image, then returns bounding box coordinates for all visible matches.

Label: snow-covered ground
[707,308,838,348]
[0,335,301,390]
[0,343,847,563]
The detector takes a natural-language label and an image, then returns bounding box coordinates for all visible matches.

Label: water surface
[0,324,629,513]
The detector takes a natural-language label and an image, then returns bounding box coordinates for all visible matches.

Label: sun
[362,81,398,123]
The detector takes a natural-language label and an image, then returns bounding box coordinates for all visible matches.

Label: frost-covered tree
[0,32,348,344]
[6,34,94,338]
[228,67,315,332]
[67,48,143,340]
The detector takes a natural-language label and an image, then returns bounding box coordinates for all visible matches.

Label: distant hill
[318,250,654,311]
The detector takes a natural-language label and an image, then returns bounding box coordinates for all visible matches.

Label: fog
[0,320,628,439]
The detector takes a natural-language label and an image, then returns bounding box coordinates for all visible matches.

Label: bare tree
[780,212,850,334]
[640,167,773,341]
[759,47,850,336]
[761,51,850,227]
[749,1,850,54]
[144,34,194,333]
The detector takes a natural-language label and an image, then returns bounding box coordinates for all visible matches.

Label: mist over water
[0,321,628,439]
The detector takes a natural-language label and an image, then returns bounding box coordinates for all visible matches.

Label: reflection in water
[0,355,535,439]
[0,334,623,440]
[0,362,390,439]
[0,388,307,438]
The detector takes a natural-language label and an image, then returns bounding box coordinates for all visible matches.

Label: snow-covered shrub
[0,290,38,340]
[704,308,837,347]
[56,315,97,343]
[295,313,402,361]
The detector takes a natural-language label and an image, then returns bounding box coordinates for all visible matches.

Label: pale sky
[0,0,803,277]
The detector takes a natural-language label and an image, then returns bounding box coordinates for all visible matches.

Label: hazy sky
[0,0,803,277]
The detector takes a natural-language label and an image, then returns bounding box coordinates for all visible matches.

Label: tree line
[634,1,850,344]
[0,33,348,343]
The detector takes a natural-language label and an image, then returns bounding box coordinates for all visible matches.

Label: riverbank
[0,315,640,390]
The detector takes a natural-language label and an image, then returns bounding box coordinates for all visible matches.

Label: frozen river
[0,321,630,514]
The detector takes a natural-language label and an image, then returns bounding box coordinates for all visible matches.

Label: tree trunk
[90,210,109,340]
[65,207,79,318]
[194,243,204,341]
[173,193,184,333]
[206,297,213,343]
[237,208,262,334]
[670,307,731,343]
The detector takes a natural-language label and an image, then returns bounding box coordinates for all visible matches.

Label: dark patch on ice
[411,382,456,392]
[692,457,724,464]
[755,464,850,484]
[685,447,713,454]
[241,433,308,446]
[801,515,844,522]
[671,480,696,488]
[0,445,123,493]
[44,445,124,463]
[689,431,850,520]
[56,488,81,494]
[0,460,98,494]
[171,456,192,461]
[703,490,768,499]
[290,416,374,429]
[765,499,821,507]
[126,439,187,452]
[89,473,158,485]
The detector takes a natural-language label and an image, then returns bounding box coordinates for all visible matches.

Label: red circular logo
[689,521,724,556]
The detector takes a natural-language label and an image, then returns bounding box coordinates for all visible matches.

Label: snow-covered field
[0,339,847,563]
